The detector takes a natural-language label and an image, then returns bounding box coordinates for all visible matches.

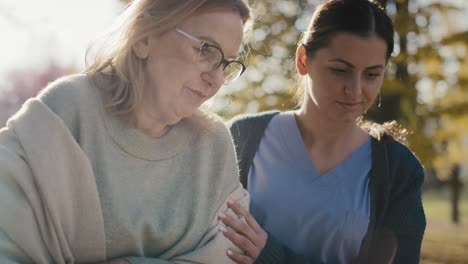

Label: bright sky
[0,0,123,87]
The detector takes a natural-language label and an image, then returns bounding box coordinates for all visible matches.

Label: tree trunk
[450,164,462,224]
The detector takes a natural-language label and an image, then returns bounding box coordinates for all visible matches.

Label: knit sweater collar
[103,113,193,161]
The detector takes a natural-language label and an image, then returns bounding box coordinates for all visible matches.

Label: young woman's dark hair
[302,0,394,60]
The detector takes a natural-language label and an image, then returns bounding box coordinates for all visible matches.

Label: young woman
[221,0,426,263]
[0,0,252,263]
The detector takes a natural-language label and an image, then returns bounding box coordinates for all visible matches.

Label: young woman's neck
[294,103,365,151]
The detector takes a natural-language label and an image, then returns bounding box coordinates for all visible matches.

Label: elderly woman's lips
[185,86,207,99]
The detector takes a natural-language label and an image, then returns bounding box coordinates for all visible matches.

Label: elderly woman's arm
[119,185,249,264]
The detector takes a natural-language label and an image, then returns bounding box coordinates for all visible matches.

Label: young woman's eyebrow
[328,58,384,70]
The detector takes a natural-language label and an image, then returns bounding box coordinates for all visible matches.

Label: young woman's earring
[378,93,382,108]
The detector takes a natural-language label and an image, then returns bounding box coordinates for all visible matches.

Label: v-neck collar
[278,111,371,179]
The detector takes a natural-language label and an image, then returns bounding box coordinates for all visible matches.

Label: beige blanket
[0,99,106,263]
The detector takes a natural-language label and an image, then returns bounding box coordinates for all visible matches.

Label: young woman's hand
[219,200,268,264]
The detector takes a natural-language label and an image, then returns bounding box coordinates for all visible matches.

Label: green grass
[421,188,468,264]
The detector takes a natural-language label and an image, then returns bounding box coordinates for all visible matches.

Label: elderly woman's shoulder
[37,74,98,110]
[187,110,235,142]
[34,74,102,130]
[193,110,280,139]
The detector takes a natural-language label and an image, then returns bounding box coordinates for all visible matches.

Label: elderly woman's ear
[133,38,150,59]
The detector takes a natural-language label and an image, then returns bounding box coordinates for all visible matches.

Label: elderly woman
[0,0,251,263]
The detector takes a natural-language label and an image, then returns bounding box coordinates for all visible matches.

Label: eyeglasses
[175,28,246,84]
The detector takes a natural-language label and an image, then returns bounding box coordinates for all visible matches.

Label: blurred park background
[0,0,467,263]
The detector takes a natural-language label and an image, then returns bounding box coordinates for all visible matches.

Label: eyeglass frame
[174,28,246,83]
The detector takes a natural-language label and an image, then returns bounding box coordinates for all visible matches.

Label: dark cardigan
[228,111,426,264]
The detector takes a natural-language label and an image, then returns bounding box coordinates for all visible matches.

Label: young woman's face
[135,10,244,124]
[299,32,388,123]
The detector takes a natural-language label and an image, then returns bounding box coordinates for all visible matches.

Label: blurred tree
[409,3,468,180]
[0,64,73,125]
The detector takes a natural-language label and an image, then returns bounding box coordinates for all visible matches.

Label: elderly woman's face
[135,10,244,125]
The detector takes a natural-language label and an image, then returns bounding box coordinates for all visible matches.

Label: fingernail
[219,226,227,232]
[218,212,227,219]
[227,200,234,205]
[227,249,233,256]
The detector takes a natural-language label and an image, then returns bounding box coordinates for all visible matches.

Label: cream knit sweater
[0,74,248,264]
